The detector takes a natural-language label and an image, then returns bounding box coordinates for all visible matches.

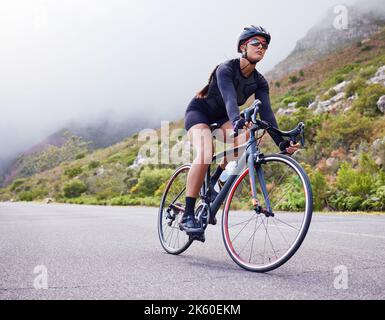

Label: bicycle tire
[158,164,193,255]
[222,154,313,272]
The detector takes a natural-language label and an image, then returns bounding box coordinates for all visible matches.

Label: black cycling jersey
[185,58,283,146]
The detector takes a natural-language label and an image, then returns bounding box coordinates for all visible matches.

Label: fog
[0,0,378,163]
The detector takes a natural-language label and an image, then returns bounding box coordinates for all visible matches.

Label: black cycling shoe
[179,215,203,234]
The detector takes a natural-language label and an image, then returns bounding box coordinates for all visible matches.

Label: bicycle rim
[158,164,193,255]
[222,154,313,272]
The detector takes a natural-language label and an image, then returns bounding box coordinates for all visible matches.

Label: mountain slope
[0,117,154,187]
[267,2,385,80]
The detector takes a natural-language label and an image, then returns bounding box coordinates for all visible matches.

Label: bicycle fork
[248,152,274,217]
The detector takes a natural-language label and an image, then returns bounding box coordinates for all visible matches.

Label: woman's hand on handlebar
[233,118,253,132]
[286,141,300,155]
[279,140,301,155]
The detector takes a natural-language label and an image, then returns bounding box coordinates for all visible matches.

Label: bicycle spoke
[274,217,300,231]
[262,218,278,259]
[271,217,289,245]
[229,216,258,229]
[237,215,264,256]
[167,222,175,247]
[221,135,312,271]
[230,214,257,244]
[263,216,267,264]
[248,217,259,263]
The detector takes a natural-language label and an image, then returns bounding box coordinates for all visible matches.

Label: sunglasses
[247,38,269,50]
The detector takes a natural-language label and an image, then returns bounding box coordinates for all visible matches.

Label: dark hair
[195,65,219,99]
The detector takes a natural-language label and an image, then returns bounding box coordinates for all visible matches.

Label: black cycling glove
[233,118,246,133]
[279,140,291,152]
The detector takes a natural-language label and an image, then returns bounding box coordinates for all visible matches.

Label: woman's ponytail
[195,65,220,99]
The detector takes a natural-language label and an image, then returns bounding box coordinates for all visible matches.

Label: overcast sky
[0,0,362,161]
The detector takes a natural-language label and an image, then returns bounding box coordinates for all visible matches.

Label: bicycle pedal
[189,233,205,243]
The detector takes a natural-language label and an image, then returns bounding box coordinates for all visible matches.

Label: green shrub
[320,89,337,101]
[307,167,329,211]
[96,188,120,200]
[328,89,337,97]
[315,112,372,154]
[126,153,137,166]
[10,179,26,192]
[275,81,281,88]
[63,195,106,205]
[359,65,377,79]
[329,153,384,211]
[75,153,86,160]
[352,84,385,117]
[18,191,34,201]
[18,188,48,201]
[109,195,160,207]
[278,107,325,145]
[289,75,299,84]
[123,177,138,189]
[345,77,367,97]
[323,64,359,88]
[130,167,173,196]
[361,45,374,52]
[63,180,87,198]
[0,190,11,201]
[88,160,100,169]
[299,70,305,77]
[331,75,345,85]
[64,166,83,178]
[107,154,122,163]
[336,162,373,198]
[362,186,385,210]
[296,93,316,107]
[281,96,298,106]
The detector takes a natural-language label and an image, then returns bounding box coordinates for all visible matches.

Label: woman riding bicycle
[181,25,299,236]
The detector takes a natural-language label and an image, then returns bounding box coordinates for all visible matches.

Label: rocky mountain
[267,0,385,80]
[0,117,154,187]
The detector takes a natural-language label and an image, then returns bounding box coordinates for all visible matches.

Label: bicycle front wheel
[222,154,313,272]
[158,164,193,255]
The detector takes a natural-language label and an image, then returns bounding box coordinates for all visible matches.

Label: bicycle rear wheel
[158,164,193,255]
[222,154,313,272]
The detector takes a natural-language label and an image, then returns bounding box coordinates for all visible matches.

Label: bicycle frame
[204,127,271,224]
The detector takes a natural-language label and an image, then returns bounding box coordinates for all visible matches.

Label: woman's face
[241,35,268,62]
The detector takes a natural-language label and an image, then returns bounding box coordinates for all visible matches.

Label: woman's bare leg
[185,124,214,198]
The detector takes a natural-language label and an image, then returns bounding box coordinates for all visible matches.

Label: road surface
[0,202,384,300]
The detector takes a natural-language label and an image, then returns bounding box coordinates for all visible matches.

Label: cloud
[0,0,360,163]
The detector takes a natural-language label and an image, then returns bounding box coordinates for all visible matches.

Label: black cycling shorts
[184,98,230,132]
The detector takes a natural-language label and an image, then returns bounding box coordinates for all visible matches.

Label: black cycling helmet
[237,25,271,53]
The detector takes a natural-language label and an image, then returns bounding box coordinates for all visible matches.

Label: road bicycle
[158,100,313,272]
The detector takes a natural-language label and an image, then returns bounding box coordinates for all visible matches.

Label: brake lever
[300,130,305,147]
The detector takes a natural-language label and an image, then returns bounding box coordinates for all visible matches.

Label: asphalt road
[0,202,384,300]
